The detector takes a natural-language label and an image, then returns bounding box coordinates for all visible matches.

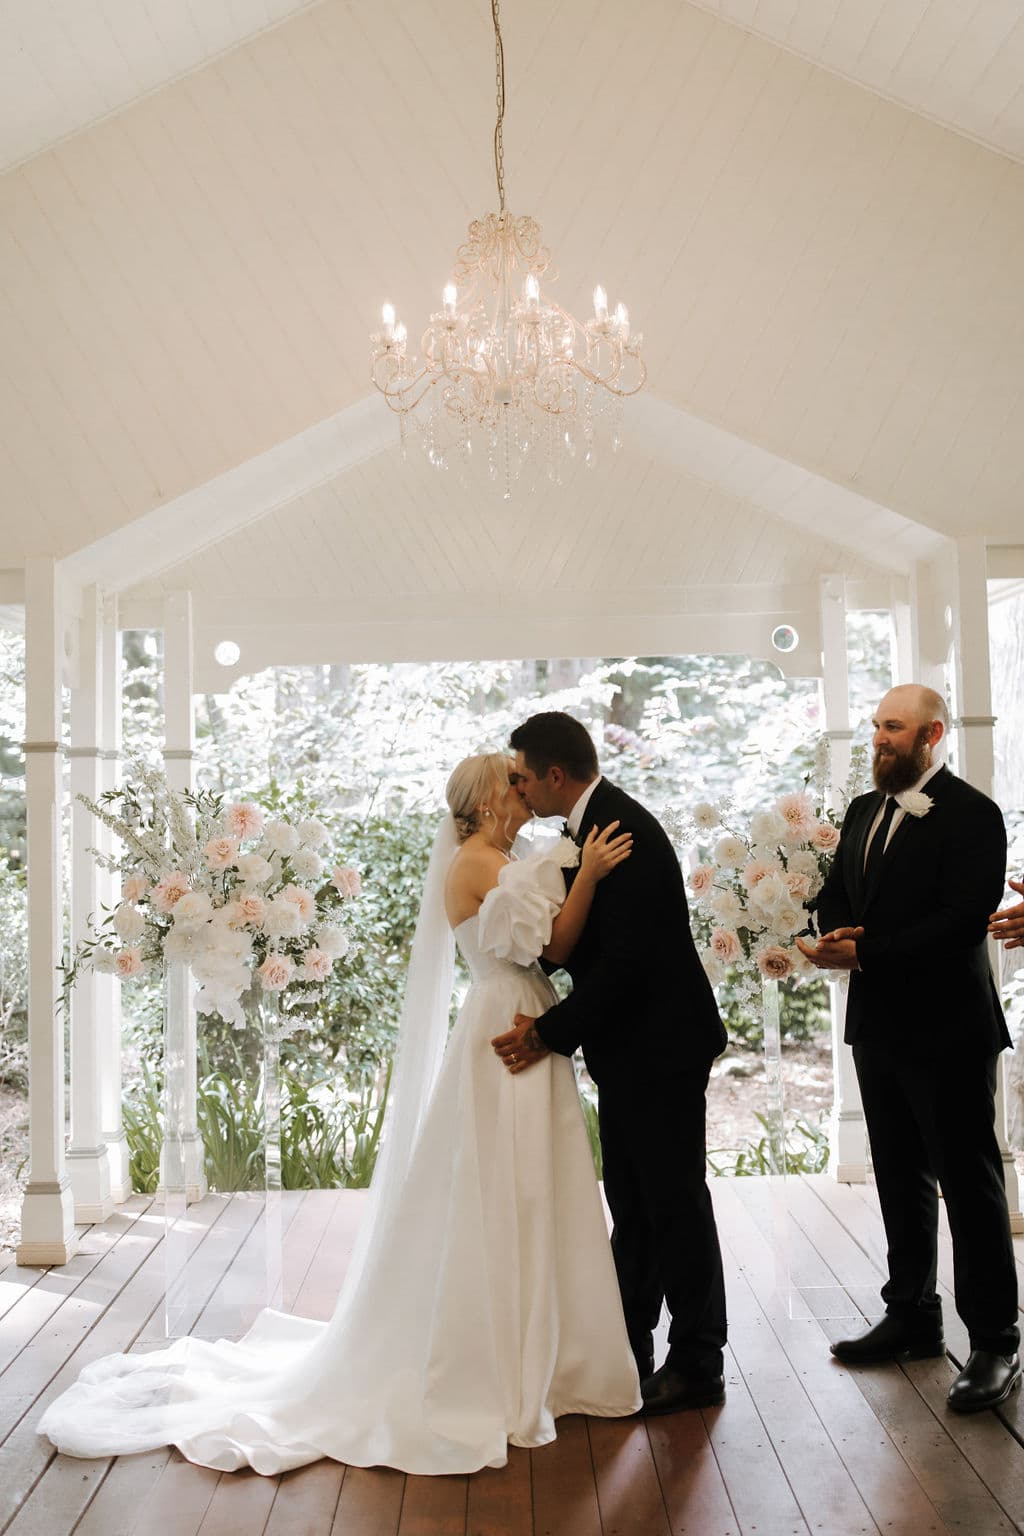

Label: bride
[39,753,641,1475]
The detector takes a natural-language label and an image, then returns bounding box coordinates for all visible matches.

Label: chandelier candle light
[370,0,646,495]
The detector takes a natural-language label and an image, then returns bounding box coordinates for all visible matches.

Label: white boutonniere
[896,790,933,818]
[555,833,581,869]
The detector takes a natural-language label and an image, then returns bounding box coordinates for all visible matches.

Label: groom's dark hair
[510,712,599,782]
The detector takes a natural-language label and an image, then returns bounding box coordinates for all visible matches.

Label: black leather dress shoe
[947,1350,1022,1413]
[640,1364,725,1415]
[830,1315,945,1364]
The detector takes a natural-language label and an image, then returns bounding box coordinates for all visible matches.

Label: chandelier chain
[492,0,506,212]
[369,0,647,494]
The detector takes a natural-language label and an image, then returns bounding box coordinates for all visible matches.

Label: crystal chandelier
[370,0,646,496]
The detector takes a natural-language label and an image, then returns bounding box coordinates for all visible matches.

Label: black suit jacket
[815,765,1009,1054]
[534,779,727,1084]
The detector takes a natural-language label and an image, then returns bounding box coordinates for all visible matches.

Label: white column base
[994,1054,1023,1233]
[827,1115,870,1185]
[1003,1155,1024,1235]
[827,984,868,1183]
[16,1178,78,1266]
[158,1131,208,1205]
[104,1130,132,1205]
[66,1144,114,1224]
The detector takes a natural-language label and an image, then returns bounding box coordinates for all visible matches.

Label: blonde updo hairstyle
[446,753,514,845]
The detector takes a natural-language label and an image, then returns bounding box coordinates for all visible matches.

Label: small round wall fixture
[771,624,799,654]
[214,640,241,667]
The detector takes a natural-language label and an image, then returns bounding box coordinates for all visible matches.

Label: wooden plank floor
[3,1178,1024,1536]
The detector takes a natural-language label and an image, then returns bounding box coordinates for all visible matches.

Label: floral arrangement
[672,738,869,1010]
[70,763,361,1036]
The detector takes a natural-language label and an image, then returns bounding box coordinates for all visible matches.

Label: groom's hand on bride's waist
[491,1015,550,1074]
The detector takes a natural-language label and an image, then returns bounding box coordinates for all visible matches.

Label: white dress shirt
[566,776,603,839]
[863,757,945,867]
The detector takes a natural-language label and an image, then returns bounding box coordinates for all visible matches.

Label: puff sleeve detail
[477,849,569,966]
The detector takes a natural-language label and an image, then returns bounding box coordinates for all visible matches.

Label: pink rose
[226,801,264,840]
[281,884,316,924]
[203,836,239,872]
[757,945,794,981]
[236,893,267,928]
[774,792,817,842]
[742,859,779,890]
[122,874,149,904]
[258,954,294,991]
[709,927,742,964]
[114,946,144,978]
[784,871,811,901]
[300,947,332,982]
[811,822,841,853]
[152,871,190,913]
[690,864,715,897]
[330,866,362,899]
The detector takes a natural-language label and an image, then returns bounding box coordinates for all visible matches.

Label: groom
[492,711,729,1412]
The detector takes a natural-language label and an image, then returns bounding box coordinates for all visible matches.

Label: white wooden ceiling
[4,1,1023,172]
[0,0,316,172]
[0,0,1022,605]
[686,1,1024,163]
[114,433,897,685]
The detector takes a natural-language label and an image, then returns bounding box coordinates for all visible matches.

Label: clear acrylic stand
[162,968,283,1340]
[762,977,863,1322]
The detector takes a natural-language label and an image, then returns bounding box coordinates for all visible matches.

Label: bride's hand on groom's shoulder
[491,1014,550,1073]
[579,821,633,884]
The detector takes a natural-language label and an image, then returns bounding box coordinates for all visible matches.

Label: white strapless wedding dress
[39,851,640,1475]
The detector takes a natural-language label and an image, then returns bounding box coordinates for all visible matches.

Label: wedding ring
[510,1053,518,1064]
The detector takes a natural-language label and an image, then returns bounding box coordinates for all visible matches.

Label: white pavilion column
[17,558,77,1265]
[98,597,129,1202]
[819,576,867,1182]
[66,585,113,1222]
[159,591,207,1202]
[949,538,1022,1230]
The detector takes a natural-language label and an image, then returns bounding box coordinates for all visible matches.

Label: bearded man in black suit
[798,683,1020,1414]
[491,711,728,1414]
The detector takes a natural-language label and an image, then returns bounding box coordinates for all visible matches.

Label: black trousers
[598,1063,727,1379]
[853,1037,1019,1354]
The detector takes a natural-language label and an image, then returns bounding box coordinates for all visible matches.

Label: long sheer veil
[326,812,459,1309]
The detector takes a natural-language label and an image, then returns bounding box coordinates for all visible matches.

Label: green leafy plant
[121,1061,163,1194]
[579,1081,602,1180]
[707,1112,830,1177]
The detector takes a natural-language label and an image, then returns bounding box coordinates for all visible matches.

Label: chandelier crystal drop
[370,0,646,497]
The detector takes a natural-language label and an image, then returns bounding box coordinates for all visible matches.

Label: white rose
[713,835,748,870]
[750,810,787,846]
[786,849,818,880]
[747,872,792,921]
[709,890,744,926]
[291,848,323,882]
[264,820,300,856]
[112,902,146,943]
[263,896,303,938]
[297,818,329,849]
[236,853,274,884]
[173,890,214,930]
[164,926,202,962]
[316,924,350,959]
[92,949,120,975]
[692,801,719,831]
[896,790,933,819]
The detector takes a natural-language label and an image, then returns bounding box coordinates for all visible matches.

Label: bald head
[872,683,948,792]
[879,683,949,733]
